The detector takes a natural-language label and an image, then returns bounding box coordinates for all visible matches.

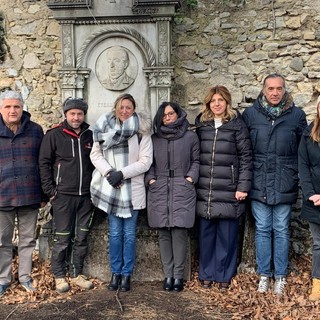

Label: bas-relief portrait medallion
[96,46,138,91]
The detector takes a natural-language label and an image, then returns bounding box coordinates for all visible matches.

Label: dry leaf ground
[0,253,319,320]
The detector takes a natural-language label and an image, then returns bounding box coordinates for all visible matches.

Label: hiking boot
[0,284,9,297]
[55,278,70,293]
[309,278,320,301]
[257,276,270,293]
[71,275,93,290]
[274,277,286,295]
[21,280,36,292]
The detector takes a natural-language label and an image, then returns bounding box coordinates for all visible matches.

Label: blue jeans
[251,200,291,279]
[108,210,139,276]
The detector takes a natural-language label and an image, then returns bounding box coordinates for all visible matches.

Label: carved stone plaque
[96,46,138,92]
[47,0,92,9]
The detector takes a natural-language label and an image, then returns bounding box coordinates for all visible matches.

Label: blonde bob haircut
[310,95,320,143]
[200,85,237,123]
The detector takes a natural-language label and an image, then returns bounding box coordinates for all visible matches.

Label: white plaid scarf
[90,112,139,218]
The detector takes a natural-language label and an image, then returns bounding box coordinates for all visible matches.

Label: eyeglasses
[163,111,176,119]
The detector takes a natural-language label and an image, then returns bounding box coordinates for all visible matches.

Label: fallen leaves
[1,252,104,306]
[185,254,320,320]
[1,253,319,320]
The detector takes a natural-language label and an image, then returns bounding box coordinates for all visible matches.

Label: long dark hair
[153,101,182,134]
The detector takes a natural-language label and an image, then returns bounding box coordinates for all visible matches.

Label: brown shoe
[55,278,70,293]
[71,275,94,290]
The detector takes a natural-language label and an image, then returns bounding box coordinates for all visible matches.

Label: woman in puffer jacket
[195,85,252,290]
[146,102,200,292]
[298,96,320,301]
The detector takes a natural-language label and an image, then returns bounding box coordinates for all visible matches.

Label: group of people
[0,72,320,302]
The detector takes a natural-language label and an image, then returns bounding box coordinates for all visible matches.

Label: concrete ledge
[39,208,193,282]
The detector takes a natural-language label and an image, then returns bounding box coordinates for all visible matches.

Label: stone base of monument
[39,208,194,282]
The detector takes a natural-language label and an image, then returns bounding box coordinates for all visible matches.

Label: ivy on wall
[0,12,6,63]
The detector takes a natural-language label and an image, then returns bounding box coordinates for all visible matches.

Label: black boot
[173,279,184,292]
[120,275,131,292]
[163,277,174,291]
[108,273,120,291]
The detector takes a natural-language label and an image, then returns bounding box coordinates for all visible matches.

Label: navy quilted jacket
[242,99,307,205]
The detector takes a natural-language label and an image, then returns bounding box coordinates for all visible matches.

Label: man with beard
[39,98,94,293]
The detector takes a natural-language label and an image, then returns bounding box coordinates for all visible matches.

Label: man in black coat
[39,98,94,293]
[242,74,307,295]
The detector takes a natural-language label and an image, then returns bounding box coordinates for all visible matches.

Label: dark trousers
[198,217,239,283]
[158,228,188,279]
[51,193,93,278]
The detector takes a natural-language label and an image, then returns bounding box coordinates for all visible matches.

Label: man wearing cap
[39,98,94,293]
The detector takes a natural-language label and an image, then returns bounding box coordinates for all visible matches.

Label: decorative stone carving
[158,21,169,66]
[48,0,92,9]
[144,67,174,87]
[96,46,137,91]
[76,26,156,69]
[62,25,73,67]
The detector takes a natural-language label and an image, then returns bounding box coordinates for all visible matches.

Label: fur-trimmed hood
[137,110,152,135]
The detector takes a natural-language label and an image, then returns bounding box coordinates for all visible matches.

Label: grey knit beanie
[63,98,88,115]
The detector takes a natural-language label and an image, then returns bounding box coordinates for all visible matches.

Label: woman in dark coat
[298,96,320,301]
[195,85,252,289]
[146,102,200,292]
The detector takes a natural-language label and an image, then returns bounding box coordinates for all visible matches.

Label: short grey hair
[0,90,24,106]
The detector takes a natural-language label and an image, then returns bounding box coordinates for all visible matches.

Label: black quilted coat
[298,123,320,224]
[195,112,252,219]
[242,99,307,205]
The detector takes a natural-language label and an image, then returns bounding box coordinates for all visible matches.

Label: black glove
[107,171,124,188]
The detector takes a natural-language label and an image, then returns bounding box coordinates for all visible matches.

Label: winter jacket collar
[0,111,31,138]
[157,110,189,141]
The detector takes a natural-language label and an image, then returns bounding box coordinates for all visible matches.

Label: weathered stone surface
[290,57,304,72]
[2,0,320,279]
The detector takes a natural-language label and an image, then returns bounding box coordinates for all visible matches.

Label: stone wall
[1,0,319,125]
[1,0,319,271]
[172,0,320,123]
[0,0,61,130]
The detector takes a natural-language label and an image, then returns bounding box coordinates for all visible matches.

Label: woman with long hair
[298,96,320,301]
[195,85,252,289]
[90,93,153,292]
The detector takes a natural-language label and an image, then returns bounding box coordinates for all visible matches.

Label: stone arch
[76,26,156,69]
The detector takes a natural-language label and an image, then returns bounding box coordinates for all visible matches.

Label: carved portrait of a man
[96,46,137,91]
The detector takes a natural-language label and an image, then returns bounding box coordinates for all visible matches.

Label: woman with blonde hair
[298,96,320,301]
[90,93,153,292]
[195,85,252,289]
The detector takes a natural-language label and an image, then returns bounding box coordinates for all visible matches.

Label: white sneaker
[274,277,286,295]
[257,276,270,293]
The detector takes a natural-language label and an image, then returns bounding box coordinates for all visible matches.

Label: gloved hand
[107,171,124,188]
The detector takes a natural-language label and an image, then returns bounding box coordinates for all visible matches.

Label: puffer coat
[195,111,252,219]
[146,113,200,228]
[298,123,320,224]
[242,98,307,205]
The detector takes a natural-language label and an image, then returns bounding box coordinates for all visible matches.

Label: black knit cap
[63,97,88,115]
